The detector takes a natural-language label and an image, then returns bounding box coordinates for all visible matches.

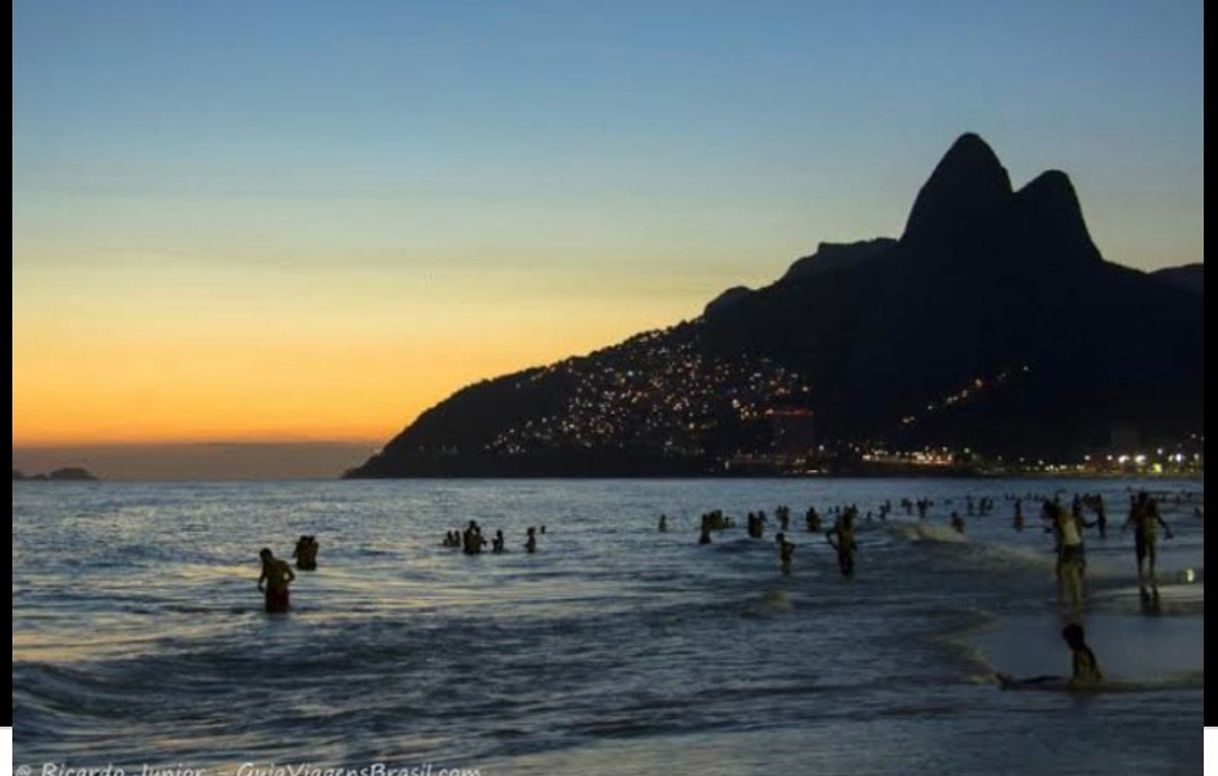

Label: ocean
[11,478,1205,775]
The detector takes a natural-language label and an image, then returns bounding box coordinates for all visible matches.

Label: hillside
[346,134,1203,477]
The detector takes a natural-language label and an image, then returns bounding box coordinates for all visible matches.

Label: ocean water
[11,478,1205,775]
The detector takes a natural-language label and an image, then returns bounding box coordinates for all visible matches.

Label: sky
[12,1,1204,475]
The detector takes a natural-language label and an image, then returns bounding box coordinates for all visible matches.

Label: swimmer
[747,512,764,539]
[1092,494,1108,539]
[949,512,965,533]
[699,522,713,545]
[293,535,318,570]
[463,520,487,555]
[775,532,795,575]
[805,506,821,532]
[1122,491,1173,583]
[492,529,505,553]
[257,548,296,614]
[524,527,537,553]
[998,623,1102,690]
[1062,623,1102,688]
[1012,498,1024,531]
[825,508,858,577]
[658,514,668,532]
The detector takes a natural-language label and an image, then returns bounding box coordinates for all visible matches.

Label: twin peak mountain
[346,134,1202,477]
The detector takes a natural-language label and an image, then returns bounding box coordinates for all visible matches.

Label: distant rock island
[13,467,99,481]
[345,133,1203,478]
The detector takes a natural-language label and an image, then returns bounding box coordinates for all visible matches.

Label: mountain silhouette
[1151,263,1203,295]
[346,134,1203,477]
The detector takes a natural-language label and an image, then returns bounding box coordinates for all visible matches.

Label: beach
[12,478,1204,774]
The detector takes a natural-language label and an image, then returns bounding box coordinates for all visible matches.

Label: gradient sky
[13,0,1204,454]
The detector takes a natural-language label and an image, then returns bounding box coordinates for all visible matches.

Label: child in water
[658,514,668,532]
[998,623,1102,691]
[524,527,537,553]
[492,529,505,553]
[258,548,296,613]
[775,532,795,575]
[1063,623,1102,688]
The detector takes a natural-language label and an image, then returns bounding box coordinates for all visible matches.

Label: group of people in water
[253,485,1196,690]
[441,520,542,554]
[664,486,1198,690]
[674,488,1188,594]
[256,523,552,613]
[683,502,862,578]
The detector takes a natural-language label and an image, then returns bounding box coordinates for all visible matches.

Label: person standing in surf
[1092,494,1108,539]
[950,511,965,533]
[1123,490,1174,583]
[258,548,296,613]
[825,507,858,576]
[775,532,796,575]
[805,506,822,532]
[293,535,318,570]
[1046,502,1085,609]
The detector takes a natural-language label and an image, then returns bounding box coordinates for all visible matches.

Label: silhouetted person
[524,527,537,553]
[775,532,795,575]
[826,508,858,577]
[950,512,965,533]
[258,548,295,614]
[293,535,318,570]
[1123,491,1173,582]
[805,506,821,532]
[997,622,1102,690]
[1046,501,1085,609]
[492,529,505,553]
[1062,623,1102,688]
[658,514,668,532]
[747,512,764,539]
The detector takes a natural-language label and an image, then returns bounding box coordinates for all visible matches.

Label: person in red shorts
[258,547,296,613]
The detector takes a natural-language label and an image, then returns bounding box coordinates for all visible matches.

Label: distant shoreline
[338,470,1203,481]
